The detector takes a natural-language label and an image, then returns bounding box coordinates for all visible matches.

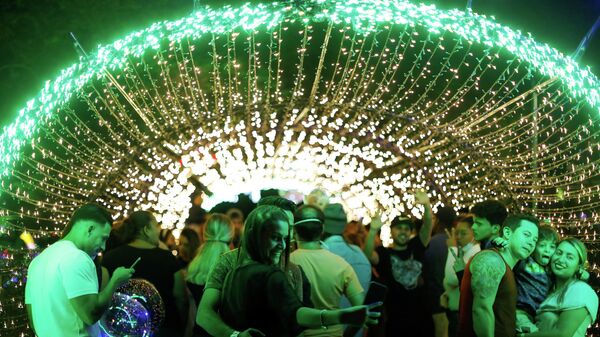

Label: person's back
[321,203,371,309]
[292,204,364,337]
[102,245,181,331]
[290,248,363,336]
[424,232,449,307]
[186,213,234,336]
[102,210,187,337]
[323,237,371,337]
[424,206,456,337]
[323,236,371,304]
[26,240,98,337]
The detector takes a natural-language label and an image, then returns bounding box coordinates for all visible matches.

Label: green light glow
[1,0,598,177]
[3,2,600,336]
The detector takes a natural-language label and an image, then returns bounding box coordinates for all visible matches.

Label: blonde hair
[186,214,233,285]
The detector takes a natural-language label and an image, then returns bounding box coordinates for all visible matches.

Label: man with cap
[363,191,434,337]
[290,204,365,337]
[322,203,372,337]
[322,204,372,307]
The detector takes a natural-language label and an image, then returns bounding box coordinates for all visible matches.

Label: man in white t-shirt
[25,204,133,337]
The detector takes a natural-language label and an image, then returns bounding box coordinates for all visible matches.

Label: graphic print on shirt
[391,254,422,290]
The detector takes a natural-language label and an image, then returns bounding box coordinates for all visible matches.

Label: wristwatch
[230,331,240,337]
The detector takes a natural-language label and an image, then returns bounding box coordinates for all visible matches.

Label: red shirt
[458,249,517,337]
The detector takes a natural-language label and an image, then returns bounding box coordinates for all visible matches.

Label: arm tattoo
[470,252,505,299]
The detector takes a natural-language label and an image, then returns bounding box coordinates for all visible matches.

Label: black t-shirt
[375,237,427,313]
[424,232,449,312]
[102,245,182,332]
[221,263,304,337]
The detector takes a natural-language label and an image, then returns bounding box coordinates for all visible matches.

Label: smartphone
[130,257,141,269]
[363,281,387,311]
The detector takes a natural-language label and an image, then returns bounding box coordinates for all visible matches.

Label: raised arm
[364,213,383,265]
[414,190,433,247]
[470,251,505,337]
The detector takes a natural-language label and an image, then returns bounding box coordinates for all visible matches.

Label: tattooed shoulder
[469,251,506,299]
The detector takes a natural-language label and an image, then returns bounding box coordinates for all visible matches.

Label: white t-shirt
[536,280,599,337]
[25,240,99,337]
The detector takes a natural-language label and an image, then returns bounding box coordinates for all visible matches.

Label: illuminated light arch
[0,1,598,245]
[2,2,600,333]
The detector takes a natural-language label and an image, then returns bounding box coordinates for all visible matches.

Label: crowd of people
[24,188,598,337]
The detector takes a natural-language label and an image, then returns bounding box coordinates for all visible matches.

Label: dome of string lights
[1,1,600,250]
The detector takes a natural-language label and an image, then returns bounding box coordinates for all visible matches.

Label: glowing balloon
[117,279,165,331]
[99,293,151,337]
[99,279,165,336]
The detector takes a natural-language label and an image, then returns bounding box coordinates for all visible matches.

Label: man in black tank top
[458,214,539,337]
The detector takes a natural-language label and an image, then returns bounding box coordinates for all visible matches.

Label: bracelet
[319,309,328,330]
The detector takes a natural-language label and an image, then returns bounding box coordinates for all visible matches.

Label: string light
[0,1,599,335]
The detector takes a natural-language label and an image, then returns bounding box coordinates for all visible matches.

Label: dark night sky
[1,0,599,132]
